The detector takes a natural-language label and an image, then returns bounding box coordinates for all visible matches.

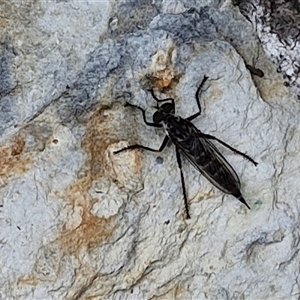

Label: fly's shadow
[114,76,258,219]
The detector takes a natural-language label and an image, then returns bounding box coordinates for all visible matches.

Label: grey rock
[0,1,299,300]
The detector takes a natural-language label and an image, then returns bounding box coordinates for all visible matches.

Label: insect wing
[176,134,241,194]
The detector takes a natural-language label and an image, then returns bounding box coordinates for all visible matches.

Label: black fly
[114,76,258,218]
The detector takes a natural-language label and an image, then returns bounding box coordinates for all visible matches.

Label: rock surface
[235,0,300,97]
[0,1,299,299]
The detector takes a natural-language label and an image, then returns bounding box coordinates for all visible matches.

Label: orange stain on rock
[150,47,179,89]
[61,179,116,256]
[11,134,25,156]
[82,106,119,181]
[17,275,39,287]
[152,69,176,89]
[19,103,142,287]
[82,104,142,184]
[59,210,115,256]
[58,105,128,255]
[0,133,31,178]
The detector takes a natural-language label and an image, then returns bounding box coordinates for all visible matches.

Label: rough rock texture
[234,0,300,97]
[0,1,299,299]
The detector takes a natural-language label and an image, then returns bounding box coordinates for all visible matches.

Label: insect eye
[161,103,174,113]
[153,111,164,123]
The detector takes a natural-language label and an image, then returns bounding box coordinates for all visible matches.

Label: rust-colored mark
[82,105,142,185]
[82,106,119,181]
[147,69,181,91]
[17,275,39,287]
[0,133,31,178]
[57,105,127,255]
[11,134,25,156]
[59,210,115,255]
[60,174,116,256]
[152,69,175,89]
[150,47,179,89]
[19,104,140,286]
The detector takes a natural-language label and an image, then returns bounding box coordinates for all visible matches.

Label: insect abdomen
[166,116,242,197]
[194,153,241,194]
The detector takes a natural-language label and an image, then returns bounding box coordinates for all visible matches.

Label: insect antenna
[148,89,175,107]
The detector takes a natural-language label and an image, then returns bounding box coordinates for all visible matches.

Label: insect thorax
[163,115,197,143]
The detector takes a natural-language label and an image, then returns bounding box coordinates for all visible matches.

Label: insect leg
[124,102,162,128]
[186,75,209,121]
[114,135,169,155]
[186,113,200,122]
[175,147,190,219]
[201,133,258,166]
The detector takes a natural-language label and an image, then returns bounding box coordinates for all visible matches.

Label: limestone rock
[0,1,299,299]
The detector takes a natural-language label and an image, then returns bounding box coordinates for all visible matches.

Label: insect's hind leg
[114,135,169,155]
[186,75,209,122]
[175,147,191,219]
[202,133,258,166]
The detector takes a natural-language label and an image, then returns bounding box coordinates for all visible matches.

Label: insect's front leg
[186,75,209,122]
[124,102,162,128]
[114,135,169,155]
[202,133,258,166]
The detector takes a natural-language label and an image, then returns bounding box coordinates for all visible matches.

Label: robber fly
[114,76,258,218]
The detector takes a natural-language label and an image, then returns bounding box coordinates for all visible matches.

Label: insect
[114,76,258,218]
